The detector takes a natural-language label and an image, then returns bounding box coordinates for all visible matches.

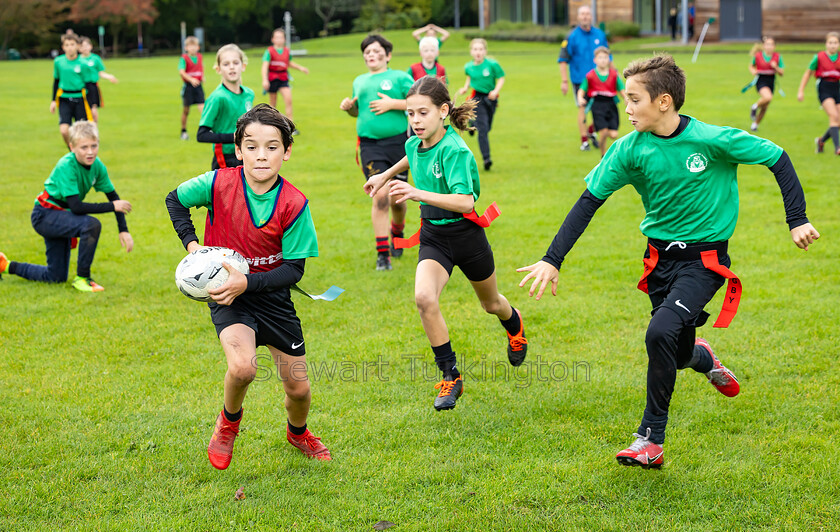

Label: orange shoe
[287,427,332,461]
[207,410,241,470]
[0,252,8,278]
[433,376,464,410]
[506,308,528,367]
[72,275,104,292]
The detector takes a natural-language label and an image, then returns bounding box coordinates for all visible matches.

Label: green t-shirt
[405,126,480,225]
[351,69,414,139]
[178,55,199,71]
[464,57,505,94]
[53,55,85,96]
[176,171,318,259]
[199,84,255,155]
[261,47,286,62]
[579,69,625,98]
[808,52,838,71]
[81,53,105,83]
[585,116,783,242]
[752,52,784,69]
[406,63,448,85]
[39,152,114,206]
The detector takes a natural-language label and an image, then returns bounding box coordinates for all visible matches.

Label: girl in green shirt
[364,77,527,412]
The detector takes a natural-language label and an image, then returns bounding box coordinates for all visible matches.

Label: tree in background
[69,0,158,56]
[0,0,69,57]
[314,0,359,37]
[353,0,430,32]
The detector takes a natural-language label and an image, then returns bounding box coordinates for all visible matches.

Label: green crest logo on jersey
[74,66,81,73]
[432,162,442,179]
[482,68,490,77]
[686,153,708,173]
[380,79,393,91]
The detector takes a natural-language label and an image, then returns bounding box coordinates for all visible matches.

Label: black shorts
[817,79,840,103]
[644,240,729,328]
[211,152,242,170]
[755,74,775,93]
[209,287,305,355]
[591,98,619,131]
[58,96,88,125]
[418,219,495,282]
[359,133,408,180]
[85,82,101,107]
[268,78,290,92]
[182,83,205,107]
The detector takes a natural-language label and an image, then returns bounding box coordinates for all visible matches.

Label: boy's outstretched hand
[517,260,559,300]
[119,232,134,253]
[791,222,820,251]
[208,262,247,306]
[363,173,386,197]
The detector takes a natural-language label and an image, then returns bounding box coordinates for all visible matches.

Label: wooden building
[486,0,840,41]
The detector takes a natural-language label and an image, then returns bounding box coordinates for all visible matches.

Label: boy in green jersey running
[50,32,90,147]
[518,54,820,469]
[340,35,414,271]
[79,36,118,123]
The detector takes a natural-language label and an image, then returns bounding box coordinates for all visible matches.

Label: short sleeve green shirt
[53,55,85,96]
[199,84,255,155]
[464,57,505,93]
[81,53,105,83]
[351,69,414,139]
[40,152,114,206]
[178,55,199,71]
[406,126,480,225]
[752,52,784,69]
[176,171,318,258]
[809,52,838,70]
[584,117,783,242]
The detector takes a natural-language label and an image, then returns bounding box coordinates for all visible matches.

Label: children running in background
[797,31,840,155]
[166,104,330,468]
[364,77,527,411]
[198,44,254,169]
[518,54,819,469]
[339,35,414,271]
[179,36,205,141]
[50,32,90,147]
[261,28,309,132]
[748,36,783,132]
[0,121,133,292]
[79,36,118,123]
[577,46,626,157]
[458,38,505,171]
[408,36,447,84]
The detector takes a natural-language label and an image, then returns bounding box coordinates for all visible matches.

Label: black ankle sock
[688,345,714,374]
[432,342,459,379]
[288,420,307,436]
[7,261,18,275]
[821,128,832,142]
[223,406,242,422]
[499,306,521,335]
[830,126,840,150]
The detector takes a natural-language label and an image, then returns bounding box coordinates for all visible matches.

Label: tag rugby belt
[393,202,501,249]
[637,238,741,328]
[36,190,79,249]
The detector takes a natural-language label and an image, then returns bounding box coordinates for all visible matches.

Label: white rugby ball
[175,247,250,302]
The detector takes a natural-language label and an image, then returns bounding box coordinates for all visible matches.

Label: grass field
[1,31,839,530]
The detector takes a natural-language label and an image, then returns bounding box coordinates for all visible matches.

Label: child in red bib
[797,31,840,154]
[577,46,626,157]
[260,28,309,132]
[748,36,784,132]
[179,36,205,140]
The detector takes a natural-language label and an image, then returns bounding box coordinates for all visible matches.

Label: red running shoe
[506,308,528,367]
[616,428,664,469]
[696,338,740,397]
[287,427,332,461]
[207,410,240,470]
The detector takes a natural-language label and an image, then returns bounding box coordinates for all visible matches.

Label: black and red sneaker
[433,376,463,411]
[616,428,664,469]
[287,427,332,461]
[815,137,825,154]
[696,338,740,397]
[207,410,241,470]
[506,308,528,367]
